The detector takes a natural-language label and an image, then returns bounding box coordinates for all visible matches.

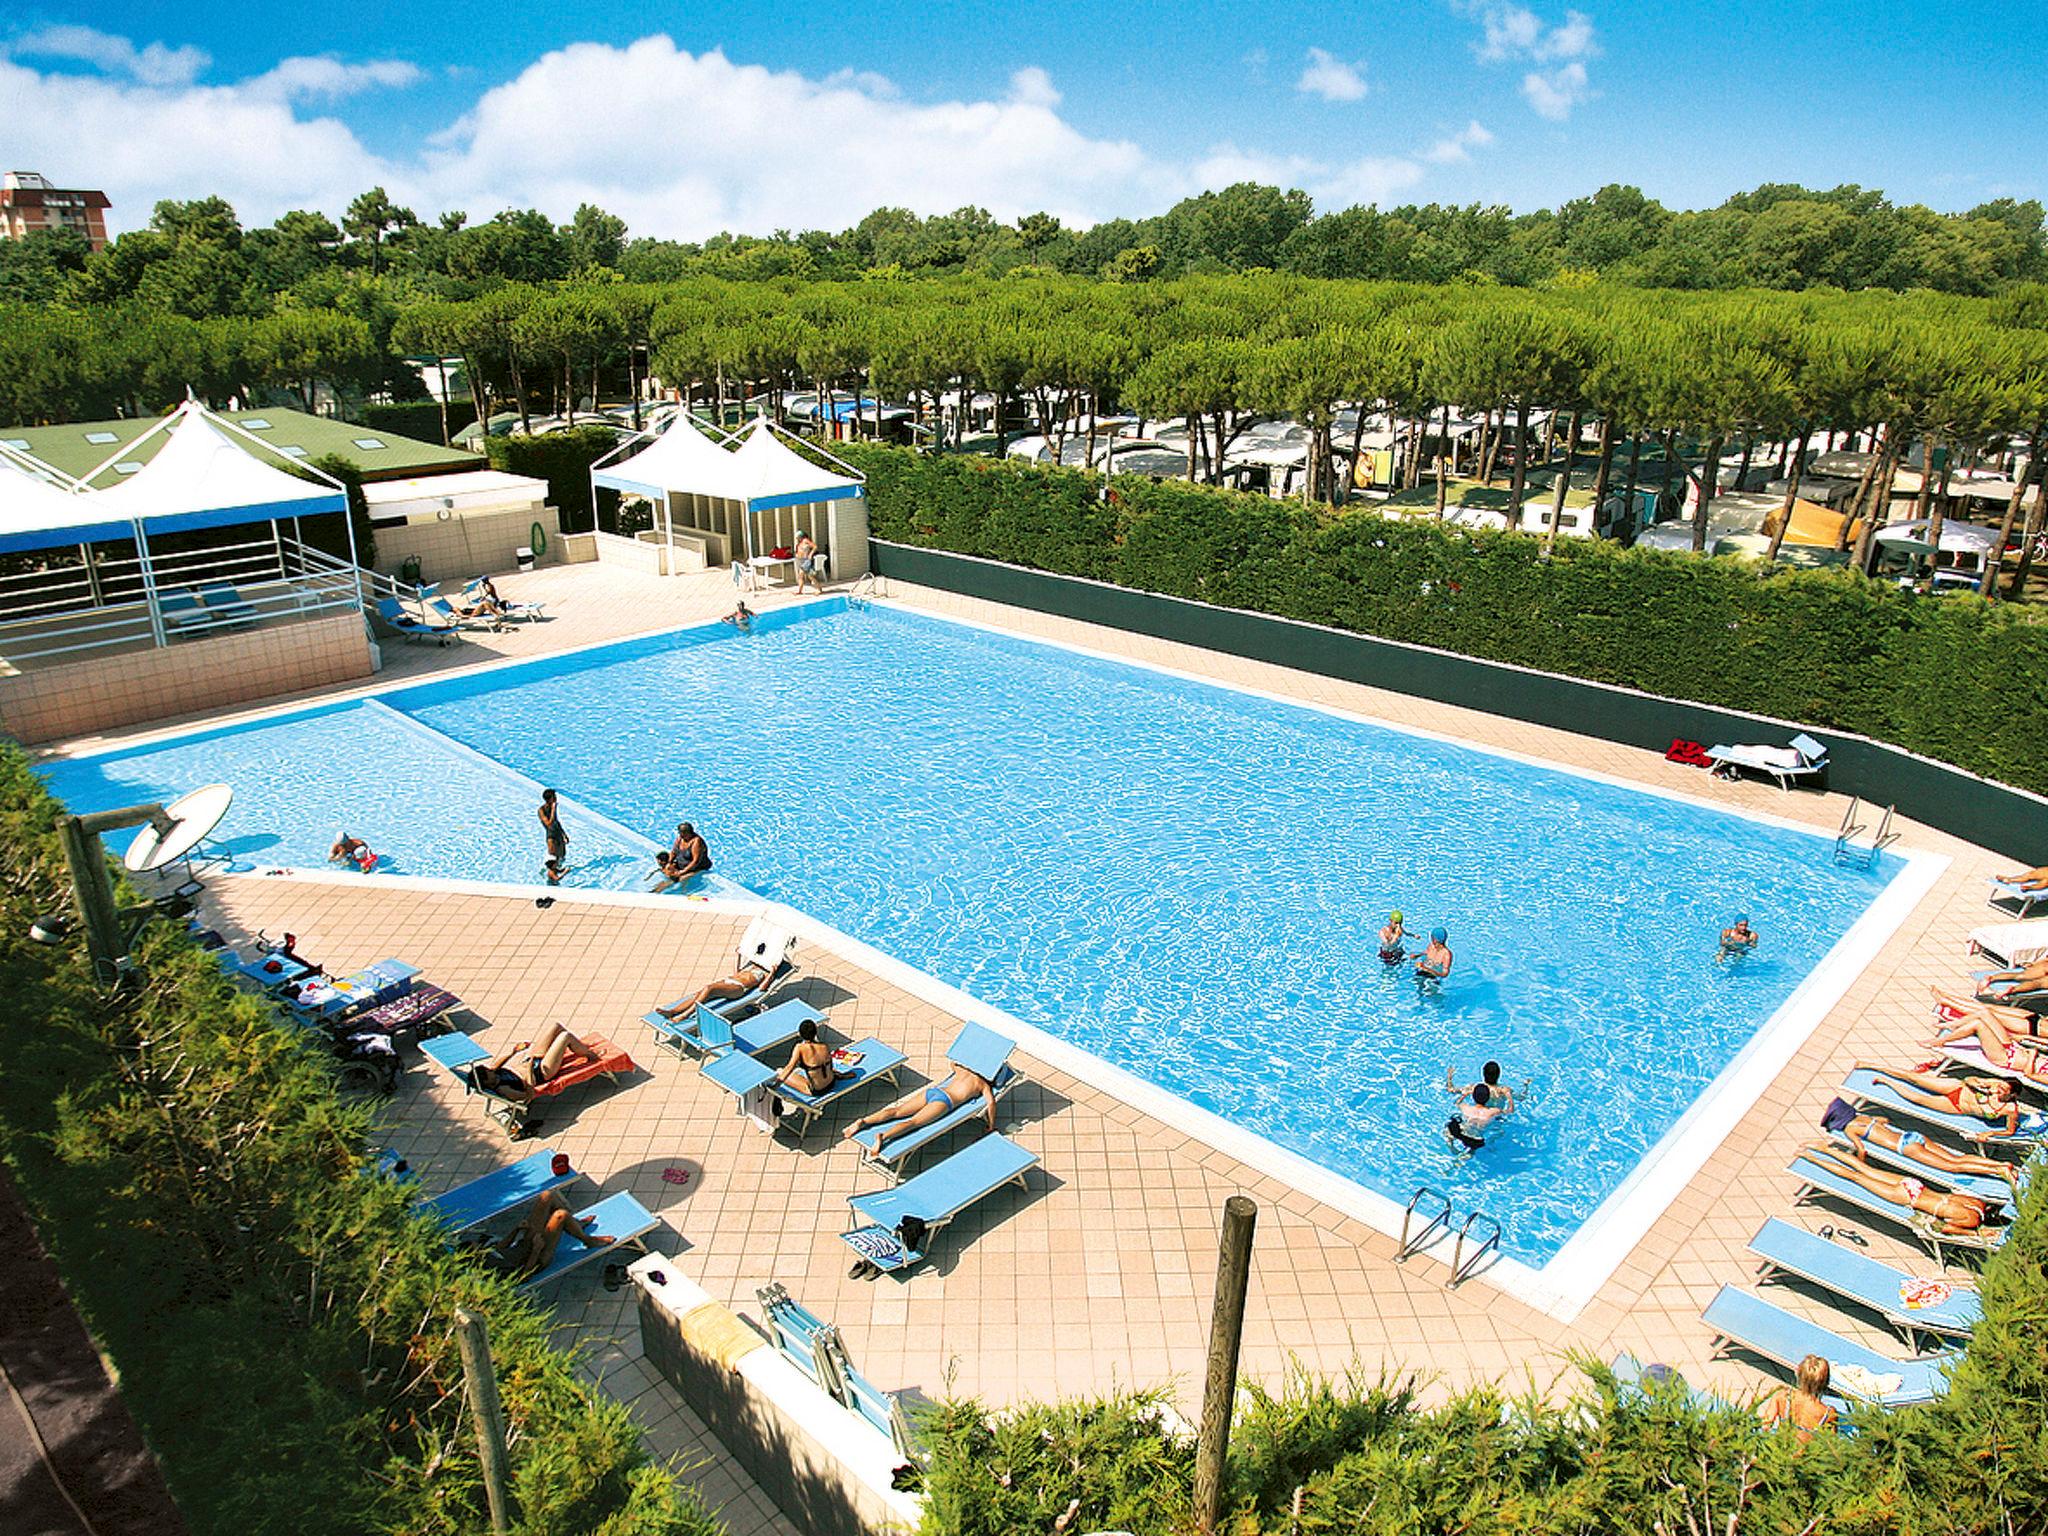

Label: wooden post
[1194,1195,1257,1535]
[454,1308,514,1533]
[53,816,124,982]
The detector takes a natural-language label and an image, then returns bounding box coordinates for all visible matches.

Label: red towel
[1666,738,1712,768]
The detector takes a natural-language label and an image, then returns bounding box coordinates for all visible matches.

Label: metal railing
[1395,1186,1502,1285]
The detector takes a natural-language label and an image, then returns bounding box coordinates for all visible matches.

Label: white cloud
[0,31,1484,238]
[1522,61,1589,120]
[1296,48,1367,103]
[1423,120,1494,163]
[8,24,208,86]
[1454,3,1599,117]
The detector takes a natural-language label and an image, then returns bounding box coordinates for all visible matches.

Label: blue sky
[2,2,2042,239]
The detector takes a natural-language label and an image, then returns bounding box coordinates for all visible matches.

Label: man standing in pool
[538,789,568,875]
[1448,1060,1516,1115]
[1719,914,1760,962]
[1446,1081,1503,1152]
[1415,927,1453,991]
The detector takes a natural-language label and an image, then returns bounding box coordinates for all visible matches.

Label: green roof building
[0,408,479,489]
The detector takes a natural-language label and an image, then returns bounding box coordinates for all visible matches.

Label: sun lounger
[1703,1285,1954,1406]
[1968,919,2048,968]
[705,1036,907,1136]
[420,1031,638,1135]
[1787,1152,2006,1258]
[1704,731,1829,790]
[158,588,212,635]
[353,983,463,1039]
[424,1148,581,1234]
[754,1284,926,1460]
[217,945,313,992]
[287,958,421,1022]
[517,1191,658,1290]
[1827,1124,2024,1205]
[423,594,503,633]
[1840,1067,2048,1145]
[839,1133,1037,1275]
[1988,877,2048,921]
[852,1023,1025,1180]
[1747,1217,1979,1344]
[756,1282,839,1387]
[464,578,546,622]
[643,996,821,1062]
[375,596,457,645]
[200,582,259,628]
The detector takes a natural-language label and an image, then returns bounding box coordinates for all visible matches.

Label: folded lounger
[643,997,820,1062]
[1839,1067,2048,1145]
[839,1133,1038,1276]
[517,1190,658,1290]
[1987,877,2048,921]
[288,958,422,1022]
[199,582,259,628]
[754,1283,925,1460]
[1703,1285,1955,1407]
[1747,1217,1980,1344]
[1968,919,2048,969]
[755,1282,839,1387]
[375,596,457,645]
[1827,1121,2025,1205]
[705,1036,907,1136]
[419,1030,638,1135]
[852,1022,1025,1180]
[424,1147,581,1235]
[1704,731,1829,790]
[1786,1153,2007,1259]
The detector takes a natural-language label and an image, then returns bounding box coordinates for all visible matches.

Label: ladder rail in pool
[1833,798,1898,869]
[1449,1210,1502,1286]
[1396,1186,1452,1262]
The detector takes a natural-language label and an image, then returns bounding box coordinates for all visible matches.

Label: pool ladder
[1833,797,1899,868]
[847,572,888,607]
[1395,1186,1502,1286]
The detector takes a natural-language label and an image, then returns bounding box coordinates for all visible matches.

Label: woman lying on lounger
[656,952,771,1020]
[1853,1063,2022,1139]
[1931,985,2044,1036]
[1925,994,2048,1083]
[1979,956,2048,994]
[472,1022,602,1102]
[1826,1107,2022,1192]
[842,1062,997,1150]
[1799,1144,1999,1235]
[1999,863,2048,892]
[480,1189,613,1277]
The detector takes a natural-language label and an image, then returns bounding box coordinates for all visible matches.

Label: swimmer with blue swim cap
[1378,909,1407,964]
[1415,926,1453,988]
[1718,913,1760,963]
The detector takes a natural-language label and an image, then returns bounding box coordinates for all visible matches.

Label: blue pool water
[44,601,1905,1266]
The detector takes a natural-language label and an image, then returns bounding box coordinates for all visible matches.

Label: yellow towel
[677,1300,763,1371]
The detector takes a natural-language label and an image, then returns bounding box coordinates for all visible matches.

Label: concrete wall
[870,540,2048,859]
[374,506,562,584]
[0,611,372,744]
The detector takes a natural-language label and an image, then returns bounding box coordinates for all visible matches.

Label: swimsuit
[1899,1177,1925,1202]
[1896,1129,1925,1151]
[528,1056,551,1085]
[1446,1116,1484,1150]
[925,1085,959,1110]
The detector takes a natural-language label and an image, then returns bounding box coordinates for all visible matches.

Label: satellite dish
[124,783,233,872]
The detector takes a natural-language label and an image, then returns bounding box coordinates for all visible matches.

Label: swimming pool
[43,598,1925,1292]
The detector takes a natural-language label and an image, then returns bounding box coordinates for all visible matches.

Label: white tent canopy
[725,419,865,510]
[90,401,344,534]
[0,452,120,553]
[590,411,740,501]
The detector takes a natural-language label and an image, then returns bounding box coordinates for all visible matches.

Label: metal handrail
[1396,1186,1452,1262]
[1448,1211,1502,1285]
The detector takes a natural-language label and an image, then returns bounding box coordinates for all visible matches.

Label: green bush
[0,746,722,1536]
[356,399,479,446]
[486,426,619,534]
[842,444,2048,796]
[919,1178,2048,1533]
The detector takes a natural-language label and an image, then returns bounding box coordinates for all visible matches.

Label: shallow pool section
[45,599,1911,1274]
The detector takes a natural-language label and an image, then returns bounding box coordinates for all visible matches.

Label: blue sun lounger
[288,958,421,1022]
[1840,1067,2048,1145]
[756,1283,838,1386]
[1747,1218,1980,1345]
[840,1133,1037,1276]
[517,1190,659,1291]
[1825,1126,2024,1206]
[217,946,313,992]
[754,1283,926,1460]
[376,596,458,644]
[424,1148,581,1235]
[852,1023,1024,1180]
[643,997,821,1062]
[705,1037,907,1136]
[420,1031,491,1077]
[1703,1285,1954,1407]
[1787,1153,2007,1258]
[200,582,259,628]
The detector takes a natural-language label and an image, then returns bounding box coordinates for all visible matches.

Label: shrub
[841,444,2048,797]
[355,399,479,446]
[0,745,723,1536]
[485,426,620,534]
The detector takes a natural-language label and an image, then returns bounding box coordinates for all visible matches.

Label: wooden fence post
[1194,1194,1257,1534]
[454,1308,514,1533]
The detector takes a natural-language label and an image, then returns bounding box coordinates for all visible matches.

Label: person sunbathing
[1756,1353,1837,1441]
[1999,863,2048,892]
[843,1063,996,1149]
[772,1019,837,1098]
[1930,985,2041,1037]
[1854,1063,2021,1139]
[1979,956,2048,994]
[473,1022,602,1102]
[1799,1144,1995,1234]
[1826,1107,2021,1191]
[656,952,773,1020]
[481,1189,613,1278]
[1925,1000,2048,1084]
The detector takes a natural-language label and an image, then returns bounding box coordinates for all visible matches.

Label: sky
[2,1,2043,242]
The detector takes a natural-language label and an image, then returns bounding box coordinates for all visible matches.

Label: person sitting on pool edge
[1818,1098,2021,1192]
[1853,1062,2024,1140]
[1799,1143,2000,1234]
[1446,1081,1502,1152]
[1448,1060,1516,1114]
[470,1022,603,1103]
[651,823,712,892]
[1718,914,1760,962]
[1378,910,1407,964]
[1415,928,1453,988]
[771,1019,837,1100]
[843,1059,998,1150]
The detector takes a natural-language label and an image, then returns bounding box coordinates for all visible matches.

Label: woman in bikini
[1836,1112,2021,1191]
[474,1021,602,1103]
[1800,1144,1996,1235]
[1925,991,2048,1083]
[771,1019,838,1099]
[1855,1062,2020,1139]
[842,1061,996,1150]
[1756,1354,1837,1441]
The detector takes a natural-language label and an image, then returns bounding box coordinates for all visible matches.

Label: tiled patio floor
[76,566,2027,1529]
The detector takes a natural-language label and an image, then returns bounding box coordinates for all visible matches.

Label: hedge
[839,444,2048,798]
[486,426,619,534]
[917,1174,2048,1534]
[0,745,724,1536]
[354,399,480,446]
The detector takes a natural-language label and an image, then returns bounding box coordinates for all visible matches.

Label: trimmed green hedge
[355,399,479,446]
[919,1172,2048,1533]
[0,747,722,1536]
[486,426,618,534]
[841,445,2048,797]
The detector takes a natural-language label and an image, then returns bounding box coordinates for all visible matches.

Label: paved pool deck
[52,560,2028,1533]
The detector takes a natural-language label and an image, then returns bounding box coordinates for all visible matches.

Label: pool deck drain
[99,560,2021,1520]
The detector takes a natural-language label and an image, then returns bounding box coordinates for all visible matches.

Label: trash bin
[516,546,535,573]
